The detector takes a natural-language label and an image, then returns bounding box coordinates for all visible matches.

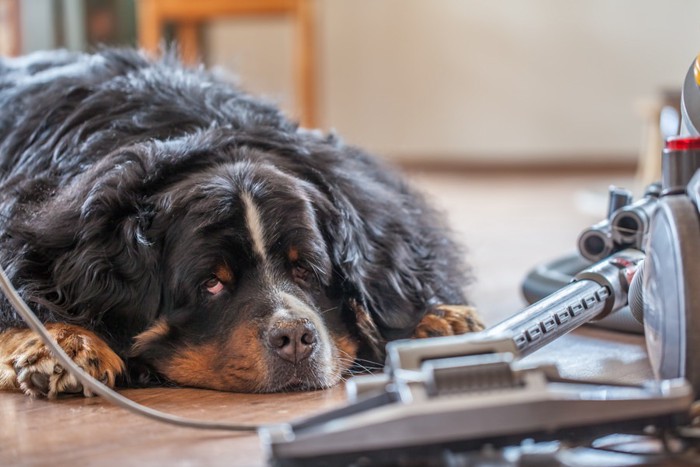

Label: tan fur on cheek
[159,323,269,392]
[349,298,384,357]
[333,334,359,375]
[157,342,220,389]
[130,319,170,355]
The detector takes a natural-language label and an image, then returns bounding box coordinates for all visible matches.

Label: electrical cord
[0,264,260,432]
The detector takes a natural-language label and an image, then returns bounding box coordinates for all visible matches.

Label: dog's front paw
[1,324,124,398]
[413,305,484,338]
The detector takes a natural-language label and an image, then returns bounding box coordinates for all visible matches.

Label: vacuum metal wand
[486,279,608,357]
[487,248,642,357]
[376,249,645,383]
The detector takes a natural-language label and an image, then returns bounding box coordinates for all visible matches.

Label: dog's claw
[29,372,49,393]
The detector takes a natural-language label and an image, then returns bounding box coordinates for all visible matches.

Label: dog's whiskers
[335,348,383,375]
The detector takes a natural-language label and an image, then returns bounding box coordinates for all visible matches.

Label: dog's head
[13,133,463,392]
[127,154,362,392]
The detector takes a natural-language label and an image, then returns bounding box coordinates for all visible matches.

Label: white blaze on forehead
[241,192,268,261]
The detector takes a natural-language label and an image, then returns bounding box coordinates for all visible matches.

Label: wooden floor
[1,386,347,465]
[3,169,670,467]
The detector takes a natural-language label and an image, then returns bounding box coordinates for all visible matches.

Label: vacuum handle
[488,248,645,358]
[487,279,608,357]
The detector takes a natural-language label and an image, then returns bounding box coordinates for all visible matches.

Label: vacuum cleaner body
[260,56,700,466]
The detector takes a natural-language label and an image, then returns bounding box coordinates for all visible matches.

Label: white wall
[205,0,700,165]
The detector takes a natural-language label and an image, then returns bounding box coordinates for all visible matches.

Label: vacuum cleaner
[259,57,700,466]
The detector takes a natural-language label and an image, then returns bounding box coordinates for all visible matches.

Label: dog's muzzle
[266,318,318,364]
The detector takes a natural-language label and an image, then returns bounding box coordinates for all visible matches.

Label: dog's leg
[0,324,124,398]
[413,305,484,338]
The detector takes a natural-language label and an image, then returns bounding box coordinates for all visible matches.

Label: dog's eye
[203,276,224,295]
[292,264,311,283]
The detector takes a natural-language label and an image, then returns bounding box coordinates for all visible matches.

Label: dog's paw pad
[413,305,484,338]
[10,324,124,398]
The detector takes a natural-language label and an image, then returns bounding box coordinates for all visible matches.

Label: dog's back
[0,49,292,182]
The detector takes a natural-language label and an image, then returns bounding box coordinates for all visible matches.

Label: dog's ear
[8,152,161,346]
[319,187,428,341]
[306,152,468,351]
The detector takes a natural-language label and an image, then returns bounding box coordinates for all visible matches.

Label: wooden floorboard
[1,386,346,466]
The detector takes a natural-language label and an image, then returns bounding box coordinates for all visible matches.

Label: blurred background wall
[4,0,700,168]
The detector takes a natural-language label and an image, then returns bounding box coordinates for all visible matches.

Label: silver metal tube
[607,186,633,218]
[486,279,608,357]
[487,248,644,358]
[578,220,614,262]
[610,197,658,246]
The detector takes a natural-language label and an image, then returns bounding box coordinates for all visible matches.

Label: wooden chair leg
[176,22,200,65]
[294,0,316,127]
[135,0,317,126]
[136,0,162,57]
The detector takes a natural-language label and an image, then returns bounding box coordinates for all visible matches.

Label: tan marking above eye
[334,334,359,371]
[214,264,234,283]
[288,246,299,263]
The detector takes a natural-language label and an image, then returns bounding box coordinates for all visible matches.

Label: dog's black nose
[267,319,317,364]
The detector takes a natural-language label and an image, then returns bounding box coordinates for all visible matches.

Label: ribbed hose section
[629,260,646,325]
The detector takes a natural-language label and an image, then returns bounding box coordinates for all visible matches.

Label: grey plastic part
[662,148,700,195]
[610,196,658,247]
[607,186,633,218]
[261,368,693,465]
[644,192,700,394]
[578,221,614,262]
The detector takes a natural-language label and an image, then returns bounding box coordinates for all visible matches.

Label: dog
[0,49,482,398]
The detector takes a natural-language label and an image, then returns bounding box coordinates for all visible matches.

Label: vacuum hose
[628,260,645,325]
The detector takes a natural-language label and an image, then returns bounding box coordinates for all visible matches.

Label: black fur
[0,49,470,387]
